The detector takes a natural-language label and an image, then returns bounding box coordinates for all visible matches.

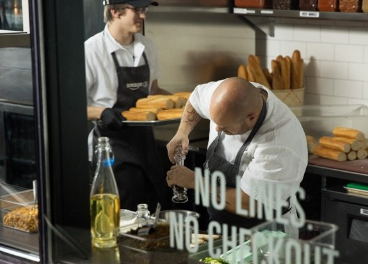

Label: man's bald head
[210,77,261,123]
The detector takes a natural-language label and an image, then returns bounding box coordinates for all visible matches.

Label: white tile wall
[256,18,368,106]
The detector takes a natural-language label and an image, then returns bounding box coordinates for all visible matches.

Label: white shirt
[84,24,160,108]
[190,80,308,212]
[84,25,160,159]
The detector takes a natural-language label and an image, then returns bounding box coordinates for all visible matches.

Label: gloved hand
[100,108,125,130]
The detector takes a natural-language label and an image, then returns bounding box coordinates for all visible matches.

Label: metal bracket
[235,15,275,37]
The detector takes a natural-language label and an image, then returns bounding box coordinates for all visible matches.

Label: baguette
[331,137,363,151]
[122,111,156,121]
[347,151,357,161]
[262,68,273,86]
[129,107,162,115]
[147,95,186,108]
[271,60,284,90]
[306,135,317,154]
[291,50,304,89]
[173,92,191,100]
[238,64,248,80]
[357,149,368,160]
[136,97,174,109]
[313,146,347,162]
[246,65,255,82]
[332,127,365,141]
[248,55,271,89]
[319,136,351,153]
[363,139,368,150]
[280,57,291,89]
[157,108,183,120]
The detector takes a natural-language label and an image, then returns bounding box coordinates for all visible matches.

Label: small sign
[300,11,319,18]
[361,208,368,216]
[261,10,274,14]
[233,8,256,14]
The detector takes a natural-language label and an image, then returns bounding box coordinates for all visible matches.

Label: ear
[247,111,257,121]
[111,9,120,18]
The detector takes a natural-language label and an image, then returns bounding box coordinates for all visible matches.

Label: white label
[300,11,319,18]
[261,10,274,14]
[361,208,368,216]
[233,8,255,14]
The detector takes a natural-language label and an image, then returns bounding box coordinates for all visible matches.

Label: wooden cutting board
[308,156,368,175]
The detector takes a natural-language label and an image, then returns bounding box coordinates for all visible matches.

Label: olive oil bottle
[90,137,120,248]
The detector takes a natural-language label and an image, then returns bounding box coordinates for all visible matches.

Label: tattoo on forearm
[185,104,201,125]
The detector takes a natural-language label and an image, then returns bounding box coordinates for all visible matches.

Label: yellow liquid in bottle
[90,193,120,248]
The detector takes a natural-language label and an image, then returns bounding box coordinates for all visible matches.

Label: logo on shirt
[126,81,148,90]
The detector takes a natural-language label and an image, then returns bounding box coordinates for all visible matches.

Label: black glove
[100,108,125,130]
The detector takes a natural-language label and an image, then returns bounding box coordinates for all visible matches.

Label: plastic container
[249,220,338,263]
[299,0,319,10]
[235,0,273,8]
[273,0,300,9]
[0,183,37,233]
[118,222,189,263]
[339,0,362,12]
[289,104,368,139]
[318,0,339,11]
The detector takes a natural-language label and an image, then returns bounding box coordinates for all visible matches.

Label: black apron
[92,51,165,212]
[204,99,268,232]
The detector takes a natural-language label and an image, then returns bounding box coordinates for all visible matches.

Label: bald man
[166,77,308,234]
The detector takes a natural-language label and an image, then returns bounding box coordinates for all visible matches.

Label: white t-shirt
[190,80,308,211]
[84,24,160,108]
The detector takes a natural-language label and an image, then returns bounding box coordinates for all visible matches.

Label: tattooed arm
[166,100,202,164]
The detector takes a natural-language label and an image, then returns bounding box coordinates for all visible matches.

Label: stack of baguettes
[307,127,368,162]
[237,50,304,90]
[121,92,191,121]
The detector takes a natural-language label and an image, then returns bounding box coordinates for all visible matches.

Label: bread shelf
[233,8,368,21]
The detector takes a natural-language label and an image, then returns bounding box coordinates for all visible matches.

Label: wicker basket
[272,87,305,107]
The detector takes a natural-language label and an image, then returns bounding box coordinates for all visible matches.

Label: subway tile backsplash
[256,19,368,106]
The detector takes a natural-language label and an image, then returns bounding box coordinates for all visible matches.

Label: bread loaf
[248,55,271,89]
[357,149,368,160]
[280,57,291,89]
[347,151,357,161]
[263,68,273,85]
[319,136,351,153]
[291,50,304,89]
[271,60,284,90]
[129,107,162,115]
[246,65,255,82]
[136,97,174,109]
[157,108,183,120]
[147,95,186,108]
[306,135,317,154]
[332,127,365,141]
[331,137,363,151]
[122,111,156,121]
[313,146,347,161]
[238,64,248,80]
[173,92,191,100]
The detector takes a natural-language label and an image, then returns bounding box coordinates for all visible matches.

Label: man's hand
[100,108,125,130]
[166,165,195,189]
[166,132,190,164]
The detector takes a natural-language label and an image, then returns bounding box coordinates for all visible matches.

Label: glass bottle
[90,137,120,248]
[136,203,151,227]
[172,146,188,203]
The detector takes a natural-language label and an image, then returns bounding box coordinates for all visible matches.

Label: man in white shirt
[85,0,171,212]
[166,77,308,234]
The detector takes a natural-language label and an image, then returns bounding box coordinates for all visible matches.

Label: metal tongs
[33,180,37,210]
[137,202,161,236]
